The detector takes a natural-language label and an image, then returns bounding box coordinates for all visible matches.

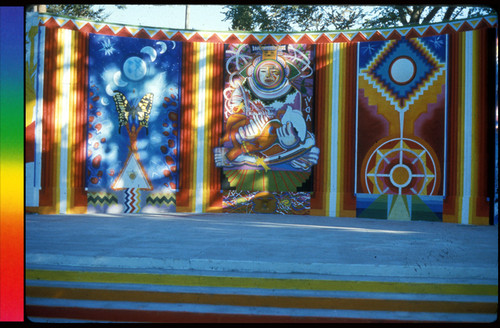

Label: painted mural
[86,34,181,213]
[25,13,497,224]
[215,44,318,214]
[355,35,448,221]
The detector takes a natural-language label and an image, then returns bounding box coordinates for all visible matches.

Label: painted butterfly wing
[112,91,131,130]
[136,93,154,128]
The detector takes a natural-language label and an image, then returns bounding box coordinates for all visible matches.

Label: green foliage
[45,5,125,21]
[222,5,497,32]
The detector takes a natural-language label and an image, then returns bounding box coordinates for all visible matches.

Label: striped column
[195,43,207,213]
[37,28,88,214]
[311,43,331,216]
[202,42,223,213]
[58,29,72,213]
[444,29,493,225]
[178,42,223,213]
[312,42,357,217]
[331,42,344,217]
[461,31,474,224]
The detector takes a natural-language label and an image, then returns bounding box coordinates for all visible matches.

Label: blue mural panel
[86,34,182,212]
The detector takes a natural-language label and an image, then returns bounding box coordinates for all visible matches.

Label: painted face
[254,60,284,89]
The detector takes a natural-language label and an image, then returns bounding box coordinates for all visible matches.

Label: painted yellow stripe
[187,43,199,213]
[67,30,77,212]
[26,270,497,296]
[192,42,200,213]
[53,29,65,213]
[26,286,497,314]
[203,43,213,212]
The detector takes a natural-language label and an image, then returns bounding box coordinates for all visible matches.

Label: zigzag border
[87,192,118,206]
[38,13,497,44]
[124,188,139,213]
[146,193,176,206]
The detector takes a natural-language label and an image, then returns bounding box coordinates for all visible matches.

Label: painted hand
[277,121,299,148]
[214,147,230,167]
[238,115,269,141]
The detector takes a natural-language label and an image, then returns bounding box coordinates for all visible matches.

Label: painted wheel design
[362,137,440,195]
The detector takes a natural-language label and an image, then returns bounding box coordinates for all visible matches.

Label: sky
[98,5,232,31]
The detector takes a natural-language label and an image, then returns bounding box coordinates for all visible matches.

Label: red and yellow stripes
[177,42,224,213]
[35,27,88,214]
[468,28,495,225]
[444,28,495,225]
[311,42,357,217]
[202,42,224,213]
[25,269,498,322]
[177,42,197,212]
[311,43,330,216]
[67,28,89,214]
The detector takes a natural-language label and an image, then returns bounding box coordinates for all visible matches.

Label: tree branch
[422,6,441,24]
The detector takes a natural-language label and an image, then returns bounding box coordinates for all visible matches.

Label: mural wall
[86,34,182,213]
[216,44,318,214]
[25,13,498,224]
[355,35,448,221]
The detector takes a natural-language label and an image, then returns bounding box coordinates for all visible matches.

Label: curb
[26,253,498,281]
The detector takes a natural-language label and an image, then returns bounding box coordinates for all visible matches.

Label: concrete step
[25,267,498,323]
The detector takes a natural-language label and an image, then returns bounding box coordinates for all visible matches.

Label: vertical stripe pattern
[443,28,494,225]
[178,42,224,213]
[312,42,357,217]
[36,27,88,214]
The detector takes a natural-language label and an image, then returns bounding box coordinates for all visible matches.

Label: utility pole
[30,5,46,13]
[185,5,190,29]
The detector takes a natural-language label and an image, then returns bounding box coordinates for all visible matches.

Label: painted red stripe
[26,305,425,323]
[310,43,326,212]
[177,42,193,209]
[473,29,491,219]
[443,32,460,221]
[208,43,224,210]
[341,43,358,215]
[73,31,88,207]
[39,27,58,210]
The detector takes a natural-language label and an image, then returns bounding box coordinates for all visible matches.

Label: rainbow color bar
[0,6,24,322]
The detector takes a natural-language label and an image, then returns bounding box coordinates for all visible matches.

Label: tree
[364,5,495,28]
[222,5,497,32]
[39,4,125,22]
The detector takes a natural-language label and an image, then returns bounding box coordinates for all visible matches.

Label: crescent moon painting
[140,46,157,62]
[113,70,128,87]
[156,41,167,54]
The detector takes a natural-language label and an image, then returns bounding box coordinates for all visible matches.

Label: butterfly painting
[87,34,182,197]
[112,91,154,135]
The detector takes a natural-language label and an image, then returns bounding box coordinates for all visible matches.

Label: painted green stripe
[26,286,498,314]
[26,269,498,296]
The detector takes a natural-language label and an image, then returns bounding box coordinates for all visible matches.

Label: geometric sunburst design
[359,36,446,113]
[363,137,440,195]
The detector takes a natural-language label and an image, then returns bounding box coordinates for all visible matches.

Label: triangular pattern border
[38,13,498,44]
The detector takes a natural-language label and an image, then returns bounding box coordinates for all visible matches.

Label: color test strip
[0,6,24,322]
